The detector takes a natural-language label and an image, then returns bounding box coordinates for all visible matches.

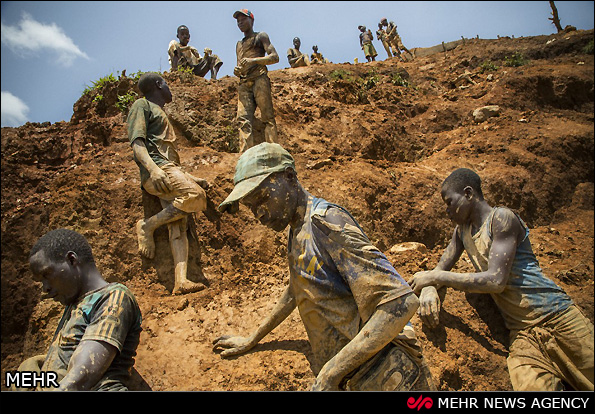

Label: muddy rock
[473,105,501,122]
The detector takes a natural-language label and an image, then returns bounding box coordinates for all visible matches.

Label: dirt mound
[1,29,593,391]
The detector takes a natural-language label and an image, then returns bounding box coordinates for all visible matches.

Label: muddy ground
[1,29,593,391]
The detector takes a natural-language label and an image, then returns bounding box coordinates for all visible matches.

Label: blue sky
[1,1,593,127]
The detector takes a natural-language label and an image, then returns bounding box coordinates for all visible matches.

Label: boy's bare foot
[173,280,207,295]
[136,219,155,259]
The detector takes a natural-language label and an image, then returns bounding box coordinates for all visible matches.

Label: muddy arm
[311,293,419,390]
[131,138,171,193]
[213,285,296,357]
[410,209,520,294]
[411,227,463,327]
[58,340,117,391]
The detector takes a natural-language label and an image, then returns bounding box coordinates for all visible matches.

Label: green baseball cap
[218,143,295,212]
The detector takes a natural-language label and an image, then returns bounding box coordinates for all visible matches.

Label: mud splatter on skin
[241,170,305,232]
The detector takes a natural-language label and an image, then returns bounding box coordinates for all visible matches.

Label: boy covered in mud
[409,168,594,391]
[213,143,435,391]
[233,9,279,153]
[287,37,310,68]
[11,229,142,391]
[380,18,414,62]
[128,72,209,295]
[168,25,223,80]
[358,25,377,62]
[376,23,396,59]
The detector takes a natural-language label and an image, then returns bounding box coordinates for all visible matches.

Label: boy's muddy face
[236,14,253,33]
[241,172,295,232]
[177,29,190,46]
[441,185,472,226]
[29,251,82,306]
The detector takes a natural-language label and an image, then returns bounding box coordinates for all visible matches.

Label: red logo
[407,395,433,410]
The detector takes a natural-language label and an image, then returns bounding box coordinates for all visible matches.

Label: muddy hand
[185,173,210,190]
[150,167,172,194]
[418,286,441,328]
[212,335,255,357]
[409,270,436,294]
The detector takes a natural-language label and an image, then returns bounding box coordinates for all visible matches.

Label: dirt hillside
[1,29,593,391]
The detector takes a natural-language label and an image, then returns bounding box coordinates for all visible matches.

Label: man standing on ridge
[233,9,280,153]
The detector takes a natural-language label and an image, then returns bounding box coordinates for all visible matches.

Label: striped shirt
[42,283,142,390]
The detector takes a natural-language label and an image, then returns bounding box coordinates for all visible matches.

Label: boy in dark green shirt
[13,229,142,391]
[127,72,209,294]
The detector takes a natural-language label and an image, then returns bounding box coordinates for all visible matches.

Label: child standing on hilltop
[358,25,377,62]
[233,9,279,153]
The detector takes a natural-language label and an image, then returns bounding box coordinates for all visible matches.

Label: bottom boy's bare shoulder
[492,207,523,233]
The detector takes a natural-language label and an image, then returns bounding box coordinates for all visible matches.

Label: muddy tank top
[236,32,268,80]
[459,207,573,331]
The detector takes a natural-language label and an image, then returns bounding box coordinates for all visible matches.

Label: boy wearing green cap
[214,143,435,391]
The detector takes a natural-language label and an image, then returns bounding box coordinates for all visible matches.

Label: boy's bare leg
[136,203,186,259]
[169,218,206,295]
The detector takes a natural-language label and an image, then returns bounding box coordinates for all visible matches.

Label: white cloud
[1,91,30,127]
[1,12,89,66]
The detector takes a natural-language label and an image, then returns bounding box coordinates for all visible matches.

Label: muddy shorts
[344,338,436,391]
[507,305,594,391]
[142,163,206,214]
[362,42,377,58]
